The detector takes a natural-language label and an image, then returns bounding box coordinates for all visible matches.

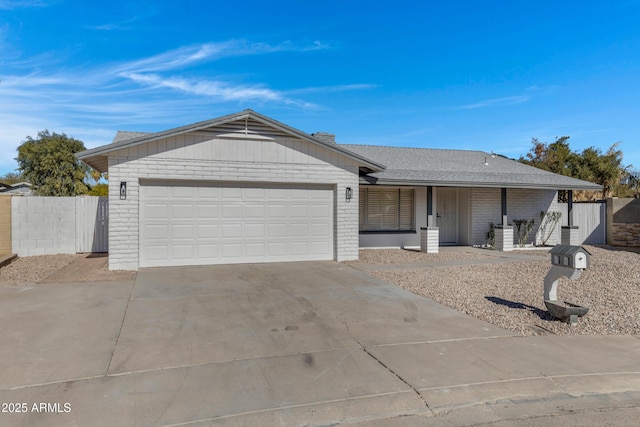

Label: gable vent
[204,118,291,138]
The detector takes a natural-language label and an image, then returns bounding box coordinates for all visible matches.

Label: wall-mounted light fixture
[120,182,127,200]
[345,187,353,201]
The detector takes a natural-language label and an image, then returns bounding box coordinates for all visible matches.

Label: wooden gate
[76,196,108,252]
[557,202,606,244]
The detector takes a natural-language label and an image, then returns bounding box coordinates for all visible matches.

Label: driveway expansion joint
[336,312,432,412]
[106,278,136,375]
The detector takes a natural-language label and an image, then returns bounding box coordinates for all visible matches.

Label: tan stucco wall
[607,198,640,246]
[0,195,11,255]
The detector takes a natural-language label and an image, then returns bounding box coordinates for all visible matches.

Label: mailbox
[550,245,591,270]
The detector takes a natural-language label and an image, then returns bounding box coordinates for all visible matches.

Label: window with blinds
[359,187,415,231]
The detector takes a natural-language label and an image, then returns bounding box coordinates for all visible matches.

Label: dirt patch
[0,253,136,286]
[0,254,83,287]
[40,253,137,283]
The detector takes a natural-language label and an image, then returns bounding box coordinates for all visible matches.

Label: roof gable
[77,110,385,173]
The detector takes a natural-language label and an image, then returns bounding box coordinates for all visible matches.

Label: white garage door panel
[140,183,334,267]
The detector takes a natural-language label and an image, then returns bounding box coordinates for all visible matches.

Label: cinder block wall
[0,195,11,255]
[11,197,76,256]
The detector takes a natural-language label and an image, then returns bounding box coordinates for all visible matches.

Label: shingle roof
[111,131,152,143]
[341,144,602,191]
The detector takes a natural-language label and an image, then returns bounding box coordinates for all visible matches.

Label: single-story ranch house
[77,110,601,270]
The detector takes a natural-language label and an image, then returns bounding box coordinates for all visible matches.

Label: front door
[437,188,458,244]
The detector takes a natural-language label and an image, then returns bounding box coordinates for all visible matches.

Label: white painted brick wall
[420,227,439,253]
[494,226,514,251]
[107,135,361,270]
[470,188,501,246]
[508,189,559,246]
[469,188,559,246]
[11,197,76,256]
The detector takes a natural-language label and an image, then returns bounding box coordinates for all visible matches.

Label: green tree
[16,130,90,196]
[571,143,627,198]
[0,171,24,184]
[625,170,640,197]
[520,137,633,199]
[87,183,109,196]
[519,136,573,176]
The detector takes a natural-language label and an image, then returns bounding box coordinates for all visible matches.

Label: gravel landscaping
[354,246,640,336]
[0,254,83,286]
[353,248,496,264]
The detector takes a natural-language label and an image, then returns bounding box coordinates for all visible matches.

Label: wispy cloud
[0,0,48,9]
[286,83,377,95]
[85,4,157,31]
[114,39,329,74]
[86,16,140,31]
[121,72,316,108]
[0,39,369,172]
[459,95,530,109]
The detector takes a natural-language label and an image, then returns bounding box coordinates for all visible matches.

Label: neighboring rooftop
[0,182,32,195]
[341,144,602,191]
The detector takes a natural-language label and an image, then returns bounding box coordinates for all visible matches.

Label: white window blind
[360,187,414,231]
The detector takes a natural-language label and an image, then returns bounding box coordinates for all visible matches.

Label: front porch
[358,185,563,251]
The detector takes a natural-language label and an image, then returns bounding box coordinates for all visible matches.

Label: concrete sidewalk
[1,261,639,426]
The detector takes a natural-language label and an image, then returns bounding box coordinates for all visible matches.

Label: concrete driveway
[1,261,640,426]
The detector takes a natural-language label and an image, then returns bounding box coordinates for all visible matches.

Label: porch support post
[568,190,574,227]
[561,189,580,245]
[421,186,439,253]
[494,188,513,251]
[494,225,514,252]
[427,186,434,227]
[501,187,508,226]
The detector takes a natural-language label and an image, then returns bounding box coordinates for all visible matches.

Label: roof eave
[76,110,253,160]
[77,155,108,173]
[359,177,603,191]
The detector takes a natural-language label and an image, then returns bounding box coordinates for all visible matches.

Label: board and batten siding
[107,131,361,270]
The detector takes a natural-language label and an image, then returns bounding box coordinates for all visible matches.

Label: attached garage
[139,181,334,267]
[76,110,383,270]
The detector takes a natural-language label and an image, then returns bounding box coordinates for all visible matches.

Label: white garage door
[139,182,334,267]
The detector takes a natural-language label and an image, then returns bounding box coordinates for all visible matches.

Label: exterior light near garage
[346,187,353,201]
[120,182,127,200]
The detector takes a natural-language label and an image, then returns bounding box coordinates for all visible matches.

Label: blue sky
[1,0,639,176]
